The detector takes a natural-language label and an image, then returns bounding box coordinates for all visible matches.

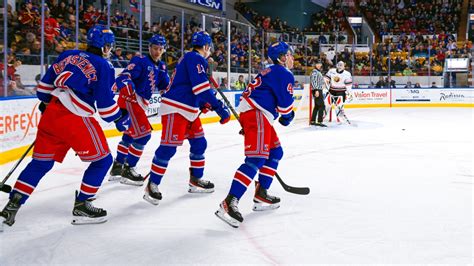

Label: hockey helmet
[149,34,167,48]
[87,25,115,49]
[191,31,212,47]
[268,41,293,62]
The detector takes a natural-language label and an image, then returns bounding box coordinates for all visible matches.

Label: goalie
[324,61,352,122]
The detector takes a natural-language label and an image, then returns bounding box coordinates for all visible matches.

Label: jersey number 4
[54,71,73,90]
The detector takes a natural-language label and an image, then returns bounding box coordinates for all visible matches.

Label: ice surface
[0,108,472,264]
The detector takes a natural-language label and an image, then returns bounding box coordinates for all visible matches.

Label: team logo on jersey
[148,66,153,71]
[333,76,340,82]
[263,144,269,151]
[172,134,179,141]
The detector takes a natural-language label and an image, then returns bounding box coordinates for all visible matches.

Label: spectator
[219,77,229,90]
[375,76,385,88]
[431,82,437,88]
[386,77,396,88]
[414,82,421,88]
[233,75,246,90]
[11,74,34,96]
[405,81,413,88]
[294,80,303,89]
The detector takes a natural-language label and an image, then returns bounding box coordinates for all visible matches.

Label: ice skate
[120,164,145,186]
[215,194,243,228]
[310,121,327,127]
[188,170,215,193]
[253,181,280,211]
[0,193,23,231]
[108,160,124,181]
[143,180,162,205]
[72,192,107,225]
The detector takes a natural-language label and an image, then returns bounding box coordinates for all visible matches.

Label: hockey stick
[0,141,36,194]
[210,76,309,195]
[147,112,159,118]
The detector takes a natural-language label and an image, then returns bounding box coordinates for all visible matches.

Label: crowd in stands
[359,0,462,36]
[1,0,472,96]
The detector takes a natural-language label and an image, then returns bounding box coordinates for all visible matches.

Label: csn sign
[189,0,223,10]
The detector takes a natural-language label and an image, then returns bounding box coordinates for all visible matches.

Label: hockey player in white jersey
[324,61,352,122]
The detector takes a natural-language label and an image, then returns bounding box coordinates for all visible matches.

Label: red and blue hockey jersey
[37,49,121,123]
[115,55,170,110]
[238,64,295,124]
[160,50,221,121]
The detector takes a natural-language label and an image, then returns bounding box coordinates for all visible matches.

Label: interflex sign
[0,98,41,152]
[188,0,223,10]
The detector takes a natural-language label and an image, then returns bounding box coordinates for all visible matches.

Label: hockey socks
[76,154,112,202]
[257,147,282,189]
[126,134,150,168]
[148,145,177,186]
[188,153,214,193]
[115,134,133,164]
[11,159,54,204]
[230,162,258,199]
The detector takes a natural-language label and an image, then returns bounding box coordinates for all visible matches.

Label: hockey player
[215,41,295,228]
[143,31,231,205]
[310,59,327,127]
[109,34,170,186]
[0,25,130,228]
[324,61,353,122]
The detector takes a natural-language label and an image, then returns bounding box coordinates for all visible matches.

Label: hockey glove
[38,102,48,113]
[214,101,231,124]
[278,110,295,126]
[114,109,131,132]
[200,102,212,114]
[346,91,354,102]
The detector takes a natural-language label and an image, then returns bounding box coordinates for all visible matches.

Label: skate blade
[252,202,280,211]
[0,217,5,232]
[188,185,215,193]
[215,209,240,228]
[108,174,122,181]
[120,177,144,186]
[143,193,160,205]
[71,216,107,225]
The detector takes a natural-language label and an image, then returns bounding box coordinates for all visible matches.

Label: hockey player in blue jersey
[143,31,231,205]
[215,41,295,228]
[0,25,130,228]
[109,34,170,186]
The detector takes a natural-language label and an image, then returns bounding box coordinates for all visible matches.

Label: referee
[310,59,327,127]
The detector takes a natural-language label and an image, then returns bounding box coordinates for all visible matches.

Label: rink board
[1,88,473,164]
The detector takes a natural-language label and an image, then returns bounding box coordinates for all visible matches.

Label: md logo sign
[189,0,223,10]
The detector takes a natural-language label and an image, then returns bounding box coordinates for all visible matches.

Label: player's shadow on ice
[301,120,384,131]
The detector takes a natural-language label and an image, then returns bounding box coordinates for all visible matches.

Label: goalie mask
[336,61,345,71]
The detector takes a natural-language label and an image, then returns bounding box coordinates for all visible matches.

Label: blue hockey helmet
[191,31,212,47]
[267,41,293,62]
[87,25,115,49]
[149,34,167,47]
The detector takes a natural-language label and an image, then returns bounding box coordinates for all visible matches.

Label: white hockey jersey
[324,68,352,92]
